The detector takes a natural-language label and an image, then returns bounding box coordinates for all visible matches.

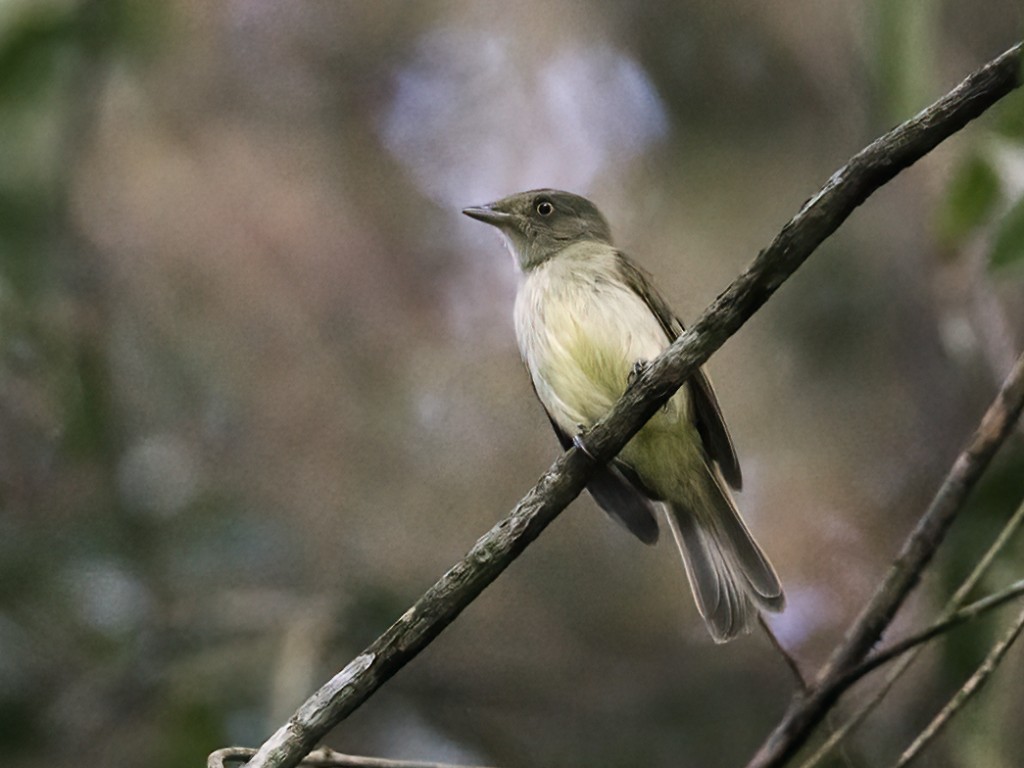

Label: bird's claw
[572,426,597,460]
[628,359,650,386]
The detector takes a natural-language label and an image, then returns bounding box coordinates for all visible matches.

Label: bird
[462,189,784,642]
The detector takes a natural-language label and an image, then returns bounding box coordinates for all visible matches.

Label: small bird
[463,189,784,642]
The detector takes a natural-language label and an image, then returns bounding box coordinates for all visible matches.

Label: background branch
[747,346,1024,768]
[240,42,1024,768]
[840,575,1024,689]
[799,497,1024,768]
[892,600,1024,766]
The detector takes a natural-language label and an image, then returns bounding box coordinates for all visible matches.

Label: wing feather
[615,253,743,489]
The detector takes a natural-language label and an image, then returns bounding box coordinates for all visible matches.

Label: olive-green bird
[463,189,784,642]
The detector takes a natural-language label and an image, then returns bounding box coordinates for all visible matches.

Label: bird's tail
[666,467,784,643]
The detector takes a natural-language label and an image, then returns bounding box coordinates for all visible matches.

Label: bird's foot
[572,425,597,460]
[628,359,650,386]
[629,359,671,412]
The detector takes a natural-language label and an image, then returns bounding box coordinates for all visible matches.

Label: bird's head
[463,189,613,271]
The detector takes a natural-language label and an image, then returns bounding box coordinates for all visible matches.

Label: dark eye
[536,200,554,217]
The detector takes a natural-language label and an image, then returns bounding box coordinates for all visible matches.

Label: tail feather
[667,467,784,643]
[705,466,785,610]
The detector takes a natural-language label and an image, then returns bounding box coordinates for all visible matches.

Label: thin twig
[892,601,1024,767]
[837,576,1024,688]
[209,747,498,768]
[235,42,1024,768]
[759,614,809,691]
[798,498,1024,768]
[759,618,862,768]
[747,345,1024,768]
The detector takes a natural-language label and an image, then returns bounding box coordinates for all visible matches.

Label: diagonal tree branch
[239,42,1024,768]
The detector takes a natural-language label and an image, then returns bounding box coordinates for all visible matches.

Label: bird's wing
[535,382,660,544]
[615,252,743,490]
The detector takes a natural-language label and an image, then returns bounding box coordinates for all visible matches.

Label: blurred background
[1,1,1023,767]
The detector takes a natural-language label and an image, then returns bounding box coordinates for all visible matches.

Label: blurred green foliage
[990,195,1024,268]
[939,153,1001,244]
[0,0,164,291]
[938,90,1024,270]
[871,0,938,126]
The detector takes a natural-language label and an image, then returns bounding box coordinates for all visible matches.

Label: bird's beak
[462,204,514,228]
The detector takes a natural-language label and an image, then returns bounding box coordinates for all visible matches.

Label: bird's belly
[535,326,630,428]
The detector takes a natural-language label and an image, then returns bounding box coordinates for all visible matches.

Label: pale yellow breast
[514,244,680,432]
